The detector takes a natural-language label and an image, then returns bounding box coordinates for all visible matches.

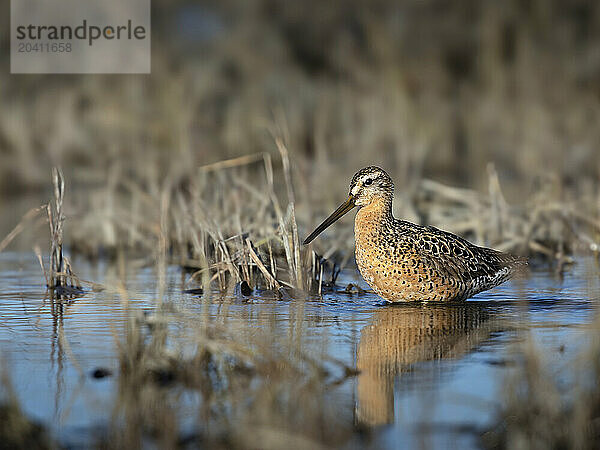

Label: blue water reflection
[0,251,597,448]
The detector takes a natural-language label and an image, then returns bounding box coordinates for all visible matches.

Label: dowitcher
[303,166,527,302]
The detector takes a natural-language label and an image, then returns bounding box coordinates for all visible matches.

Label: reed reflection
[356,304,492,426]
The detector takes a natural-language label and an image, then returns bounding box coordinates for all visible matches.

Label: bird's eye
[364,178,373,186]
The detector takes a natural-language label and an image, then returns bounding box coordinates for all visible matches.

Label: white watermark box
[11,0,150,73]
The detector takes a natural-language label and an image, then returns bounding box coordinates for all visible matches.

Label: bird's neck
[355,196,393,232]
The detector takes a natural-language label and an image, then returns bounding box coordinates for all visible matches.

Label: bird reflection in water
[356,304,491,426]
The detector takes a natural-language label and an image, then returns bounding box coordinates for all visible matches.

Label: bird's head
[303,166,394,245]
[348,166,394,207]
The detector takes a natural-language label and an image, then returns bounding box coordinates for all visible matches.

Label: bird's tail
[495,251,529,279]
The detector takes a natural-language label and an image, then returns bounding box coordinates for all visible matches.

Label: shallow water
[0,251,599,448]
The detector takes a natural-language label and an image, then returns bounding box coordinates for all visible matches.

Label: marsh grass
[42,168,84,299]
[415,166,600,268]
[20,161,357,448]
[62,146,343,299]
[1,2,599,270]
[99,287,358,449]
[65,147,599,299]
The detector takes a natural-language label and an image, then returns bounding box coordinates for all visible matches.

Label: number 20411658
[18,42,72,52]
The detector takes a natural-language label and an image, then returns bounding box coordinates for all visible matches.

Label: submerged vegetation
[1,0,600,448]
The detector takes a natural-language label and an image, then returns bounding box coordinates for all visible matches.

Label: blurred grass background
[1,0,599,266]
[1,0,599,262]
[1,0,598,184]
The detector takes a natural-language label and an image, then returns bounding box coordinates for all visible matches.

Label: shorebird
[303,166,527,302]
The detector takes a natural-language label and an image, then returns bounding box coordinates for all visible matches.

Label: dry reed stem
[156,184,171,302]
[275,137,295,205]
[246,239,280,290]
[198,152,266,172]
[0,206,45,253]
[33,245,48,287]
[48,168,65,291]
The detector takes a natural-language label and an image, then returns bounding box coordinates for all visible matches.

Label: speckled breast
[354,205,461,302]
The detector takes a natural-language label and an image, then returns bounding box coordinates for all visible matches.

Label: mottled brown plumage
[304,166,527,302]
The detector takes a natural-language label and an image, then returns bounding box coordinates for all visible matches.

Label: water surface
[0,251,598,448]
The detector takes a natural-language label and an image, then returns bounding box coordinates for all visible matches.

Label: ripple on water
[0,251,598,449]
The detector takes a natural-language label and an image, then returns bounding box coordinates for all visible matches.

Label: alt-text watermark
[11,0,150,74]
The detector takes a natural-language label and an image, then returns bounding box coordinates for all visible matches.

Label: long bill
[303,195,356,245]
